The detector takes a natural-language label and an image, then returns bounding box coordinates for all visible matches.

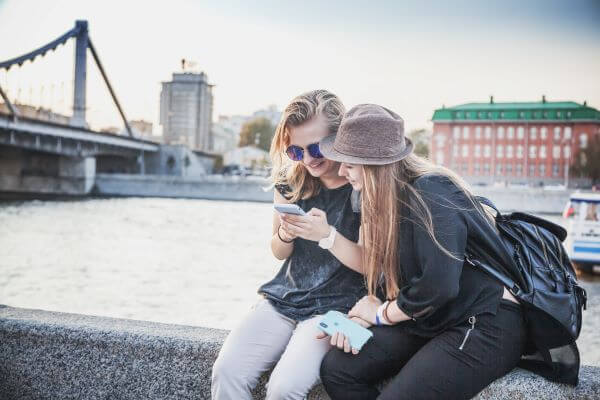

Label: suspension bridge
[0,20,212,197]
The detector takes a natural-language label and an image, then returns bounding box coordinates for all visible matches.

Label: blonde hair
[269,90,345,202]
[360,153,495,299]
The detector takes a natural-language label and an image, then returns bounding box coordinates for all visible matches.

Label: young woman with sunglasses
[211,90,367,400]
[317,104,526,400]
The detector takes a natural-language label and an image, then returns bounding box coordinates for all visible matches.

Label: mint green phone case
[318,310,374,350]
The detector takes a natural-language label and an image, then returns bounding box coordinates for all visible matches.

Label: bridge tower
[71,20,88,128]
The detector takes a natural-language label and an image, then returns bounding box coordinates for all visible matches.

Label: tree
[238,117,276,152]
[571,135,600,185]
[406,129,431,158]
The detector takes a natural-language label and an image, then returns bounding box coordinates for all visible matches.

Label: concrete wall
[93,173,574,213]
[143,145,215,176]
[472,186,573,213]
[94,173,272,202]
[1,305,598,399]
[0,147,95,195]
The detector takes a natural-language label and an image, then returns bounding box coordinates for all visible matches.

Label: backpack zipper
[459,316,477,351]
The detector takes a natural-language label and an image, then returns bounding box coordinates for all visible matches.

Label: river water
[0,198,598,366]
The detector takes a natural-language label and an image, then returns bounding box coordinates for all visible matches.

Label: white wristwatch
[318,226,337,249]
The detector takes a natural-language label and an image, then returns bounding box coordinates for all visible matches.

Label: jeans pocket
[458,315,477,351]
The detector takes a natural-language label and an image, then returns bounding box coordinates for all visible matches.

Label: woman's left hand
[280,207,331,242]
[348,295,382,325]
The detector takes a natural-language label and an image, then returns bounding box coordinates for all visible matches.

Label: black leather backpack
[466,197,587,386]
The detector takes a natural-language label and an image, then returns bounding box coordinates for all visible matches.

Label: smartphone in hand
[318,311,373,351]
[274,204,307,216]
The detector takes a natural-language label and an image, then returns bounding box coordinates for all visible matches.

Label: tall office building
[159,72,214,151]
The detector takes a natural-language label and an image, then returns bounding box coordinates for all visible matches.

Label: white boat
[563,192,600,274]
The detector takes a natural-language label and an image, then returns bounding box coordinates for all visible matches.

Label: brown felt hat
[319,104,413,165]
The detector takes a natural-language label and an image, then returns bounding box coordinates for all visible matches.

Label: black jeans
[320,300,526,400]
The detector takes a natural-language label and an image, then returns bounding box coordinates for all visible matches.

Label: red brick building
[431,97,600,186]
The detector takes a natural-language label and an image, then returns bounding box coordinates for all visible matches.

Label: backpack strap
[474,195,503,219]
[465,253,522,297]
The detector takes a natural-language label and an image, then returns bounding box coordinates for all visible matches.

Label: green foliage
[238,117,276,152]
[406,128,430,158]
[572,136,600,184]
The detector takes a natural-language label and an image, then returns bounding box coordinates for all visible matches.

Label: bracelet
[277,226,294,243]
[376,301,392,326]
[383,300,394,325]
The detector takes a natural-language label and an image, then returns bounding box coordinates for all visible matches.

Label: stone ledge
[0,305,598,399]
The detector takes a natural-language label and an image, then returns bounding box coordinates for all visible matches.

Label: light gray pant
[211,297,331,400]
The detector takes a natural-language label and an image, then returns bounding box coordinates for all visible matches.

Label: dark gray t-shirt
[258,183,366,321]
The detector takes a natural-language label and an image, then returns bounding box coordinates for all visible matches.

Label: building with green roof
[430,97,600,186]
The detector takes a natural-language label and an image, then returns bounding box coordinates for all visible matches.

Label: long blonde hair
[361,153,495,299]
[269,90,345,202]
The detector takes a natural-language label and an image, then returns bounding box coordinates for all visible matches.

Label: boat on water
[563,192,600,274]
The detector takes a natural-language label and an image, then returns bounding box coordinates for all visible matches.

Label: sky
[0,0,599,134]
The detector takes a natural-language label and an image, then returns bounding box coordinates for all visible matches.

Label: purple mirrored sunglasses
[285,143,324,161]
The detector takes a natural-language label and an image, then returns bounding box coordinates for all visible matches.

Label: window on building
[507,145,513,158]
[553,145,560,159]
[565,127,572,139]
[478,112,484,118]
[554,126,561,141]
[462,163,469,174]
[484,163,490,175]
[463,126,470,139]
[517,126,524,139]
[453,144,459,157]
[484,145,491,158]
[530,127,537,140]
[557,111,562,118]
[496,163,503,175]
[453,126,460,139]
[462,144,469,157]
[507,126,514,139]
[475,126,481,139]
[541,127,547,140]
[564,145,571,158]
[529,164,536,177]
[540,146,547,158]
[543,111,549,118]
[516,163,523,176]
[540,164,546,176]
[497,145,504,158]
[474,163,481,174]
[519,112,525,118]
[435,135,446,147]
[497,127,505,139]
[516,145,524,159]
[552,163,560,177]
[529,145,537,159]
[567,111,572,118]
[506,163,513,175]
[436,151,444,165]
[580,133,588,148]
[475,145,481,157]
[484,126,491,139]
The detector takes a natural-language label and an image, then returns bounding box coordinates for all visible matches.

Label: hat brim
[319,134,414,165]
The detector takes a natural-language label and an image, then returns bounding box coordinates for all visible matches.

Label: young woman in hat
[316,104,526,400]
[211,90,367,400]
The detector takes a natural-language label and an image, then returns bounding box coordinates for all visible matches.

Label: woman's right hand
[316,317,372,355]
